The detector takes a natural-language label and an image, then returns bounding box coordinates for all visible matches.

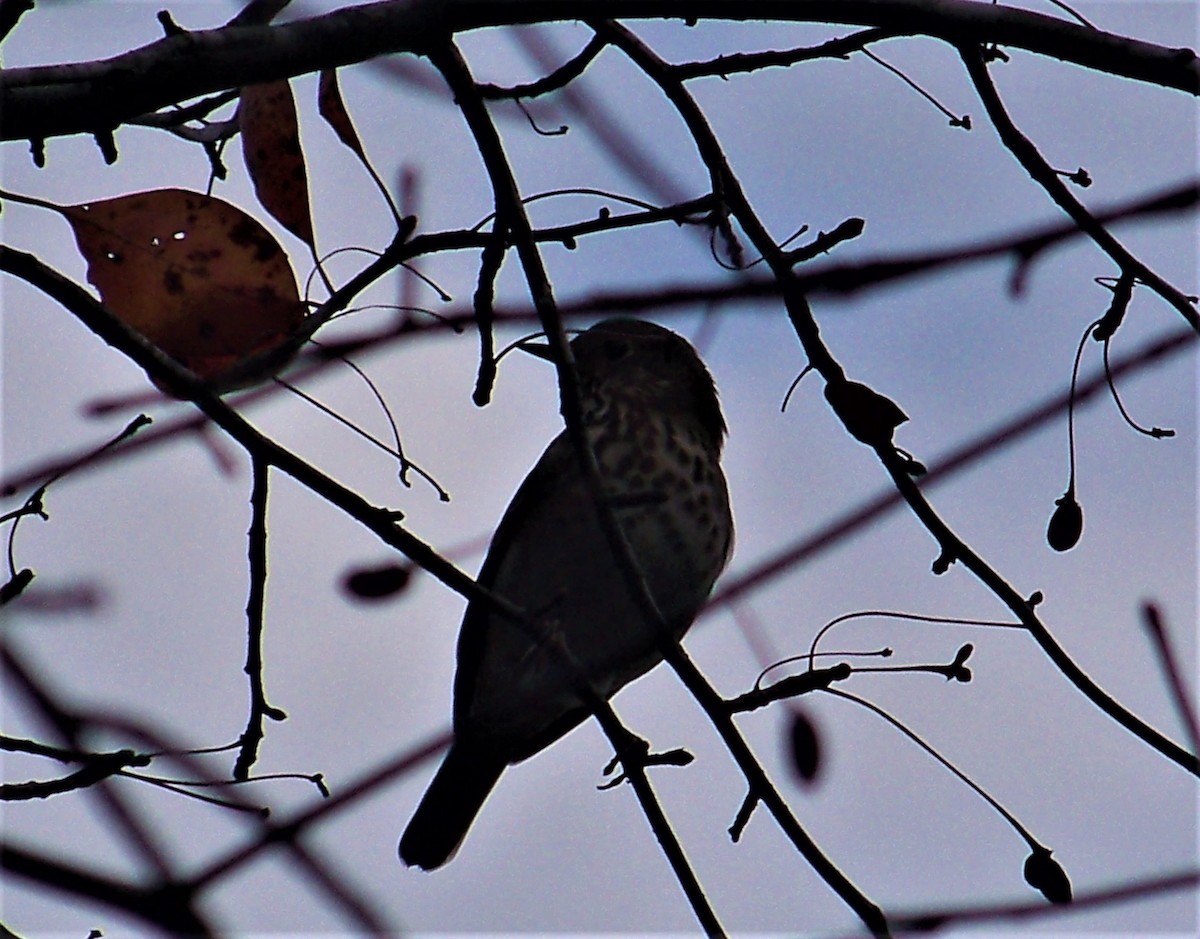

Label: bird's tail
[399,741,505,870]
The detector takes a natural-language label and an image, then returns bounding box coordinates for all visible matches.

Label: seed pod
[787,711,822,785]
[1024,847,1072,904]
[1047,492,1083,552]
[343,562,412,601]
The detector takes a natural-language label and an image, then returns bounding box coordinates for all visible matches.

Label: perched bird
[399,318,733,870]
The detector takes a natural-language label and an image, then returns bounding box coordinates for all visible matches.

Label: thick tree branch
[0,0,1195,143]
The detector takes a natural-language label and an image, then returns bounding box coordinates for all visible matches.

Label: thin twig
[2,182,1193,499]
[669,27,898,80]
[234,456,285,780]
[823,688,1042,849]
[189,729,451,890]
[479,34,608,100]
[707,325,1195,615]
[1141,603,1200,756]
[471,230,507,406]
[0,246,525,625]
[958,43,1199,332]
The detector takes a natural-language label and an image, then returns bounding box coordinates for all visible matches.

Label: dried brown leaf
[240,80,314,246]
[64,188,305,386]
[318,69,369,162]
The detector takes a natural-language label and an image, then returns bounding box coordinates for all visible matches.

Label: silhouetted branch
[479,33,609,99]
[430,37,727,936]
[1142,603,1200,757]
[0,748,149,801]
[0,841,212,935]
[2,1,1196,143]
[0,246,523,623]
[876,441,1199,776]
[3,8,1195,931]
[665,642,891,937]
[602,20,1199,783]
[0,0,34,44]
[668,26,898,80]
[959,43,1199,332]
[234,455,286,780]
[190,729,450,889]
[2,175,1193,501]
[590,705,727,937]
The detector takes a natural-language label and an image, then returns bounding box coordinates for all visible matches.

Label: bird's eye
[603,339,629,361]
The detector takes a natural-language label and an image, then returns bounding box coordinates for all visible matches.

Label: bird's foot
[598,735,694,790]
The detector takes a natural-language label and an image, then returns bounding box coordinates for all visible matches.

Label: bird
[399,318,733,870]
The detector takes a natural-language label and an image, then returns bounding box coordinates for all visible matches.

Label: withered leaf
[64,188,305,387]
[241,80,315,246]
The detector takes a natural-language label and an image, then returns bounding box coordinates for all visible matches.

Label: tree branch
[0,840,211,935]
[0,246,520,623]
[1,0,1195,143]
[959,43,1200,332]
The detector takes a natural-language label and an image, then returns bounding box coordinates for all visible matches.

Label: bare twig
[234,456,286,780]
[189,729,451,889]
[707,324,1195,613]
[959,43,1199,332]
[668,27,898,80]
[1141,603,1200,757]
[479,33,608,99]
[0,246,523,624]
[2,181,1192,499]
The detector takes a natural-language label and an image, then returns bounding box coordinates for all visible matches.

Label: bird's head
[523,319,726,451]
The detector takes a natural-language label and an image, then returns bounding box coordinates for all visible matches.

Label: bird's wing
[452,431,578,733]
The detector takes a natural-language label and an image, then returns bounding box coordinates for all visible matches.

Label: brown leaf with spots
[240,80,314,246]
[63,188,306,388]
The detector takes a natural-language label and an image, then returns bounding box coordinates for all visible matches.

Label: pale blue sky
[1,1,1196,935]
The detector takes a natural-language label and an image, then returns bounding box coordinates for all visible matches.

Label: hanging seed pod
[1023,847,1072,904]
[1047,491,1083,552]
[343,562,413,601]
[787,710,822,785]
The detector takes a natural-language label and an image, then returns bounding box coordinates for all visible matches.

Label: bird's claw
[598,743,694,790]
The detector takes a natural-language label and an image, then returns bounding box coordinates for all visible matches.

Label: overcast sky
[2,1,1196,936]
